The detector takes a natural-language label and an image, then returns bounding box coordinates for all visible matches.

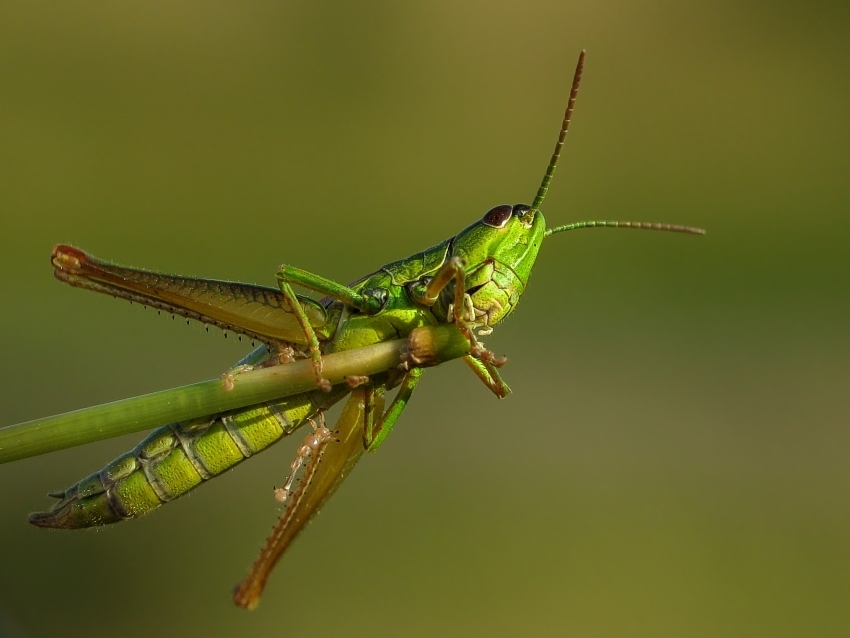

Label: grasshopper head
[448,203,547,330]
[452,203,546,289]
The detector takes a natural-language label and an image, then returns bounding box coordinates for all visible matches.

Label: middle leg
[363,368,422,452]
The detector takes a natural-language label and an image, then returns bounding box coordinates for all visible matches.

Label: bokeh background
[1,2,848,636]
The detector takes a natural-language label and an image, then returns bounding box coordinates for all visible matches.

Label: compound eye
[512,204,531,217]
[482,204,513,228]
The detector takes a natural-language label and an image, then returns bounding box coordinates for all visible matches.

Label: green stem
[0,324,470,464]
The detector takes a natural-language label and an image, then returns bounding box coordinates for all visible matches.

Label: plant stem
[0,324,470,464]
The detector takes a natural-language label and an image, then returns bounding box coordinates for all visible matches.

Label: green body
[32,210,541,528]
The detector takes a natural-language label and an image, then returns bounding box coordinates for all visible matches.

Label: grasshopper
[27,51,704,609]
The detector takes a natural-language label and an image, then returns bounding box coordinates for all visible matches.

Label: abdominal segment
[29,388,347,529]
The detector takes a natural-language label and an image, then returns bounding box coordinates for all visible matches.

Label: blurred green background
[1,1,848,636]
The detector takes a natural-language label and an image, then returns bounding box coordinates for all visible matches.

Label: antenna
[531,49,586,211]
[545,220,706,237]
[533,52,706,239]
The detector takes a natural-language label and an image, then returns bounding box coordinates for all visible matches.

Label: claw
[479,350,507,368]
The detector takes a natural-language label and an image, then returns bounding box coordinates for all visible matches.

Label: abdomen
[29,387,348,529]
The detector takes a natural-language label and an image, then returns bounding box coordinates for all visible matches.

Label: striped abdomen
[29,387,348,529]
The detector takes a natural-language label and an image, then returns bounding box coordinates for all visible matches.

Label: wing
[51,245,333,346]
[232,386,373,610]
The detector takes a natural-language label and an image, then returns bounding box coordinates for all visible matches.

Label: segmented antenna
[531,49,586,211]
[545,220,706,237]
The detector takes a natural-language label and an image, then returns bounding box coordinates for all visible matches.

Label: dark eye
[512,204,531,217]
[482,204,512,228]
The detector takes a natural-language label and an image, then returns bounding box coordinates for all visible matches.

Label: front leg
[463,355,511,398]
[410,257,509,397]
[412,257,488,357]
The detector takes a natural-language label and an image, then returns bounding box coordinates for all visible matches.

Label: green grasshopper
[28,51,704,609]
